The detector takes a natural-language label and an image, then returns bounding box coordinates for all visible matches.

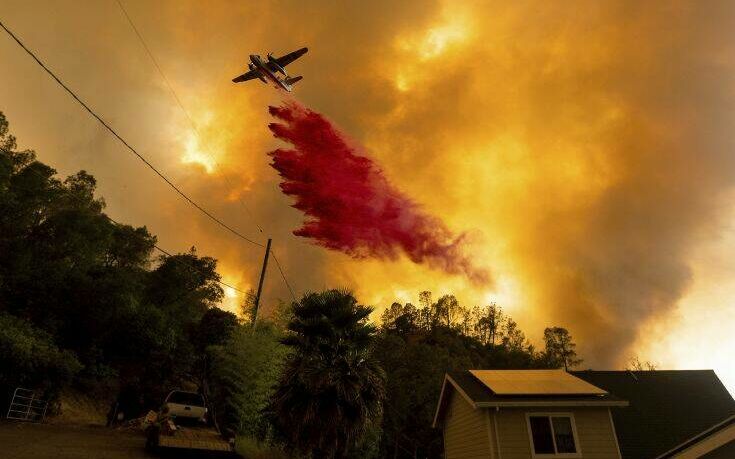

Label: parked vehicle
[162,390,207,422]
[146,390,236,456]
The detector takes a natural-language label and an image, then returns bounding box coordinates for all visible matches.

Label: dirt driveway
[0,421,156,459]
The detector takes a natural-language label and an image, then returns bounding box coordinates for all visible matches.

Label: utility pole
[253,238,272,324]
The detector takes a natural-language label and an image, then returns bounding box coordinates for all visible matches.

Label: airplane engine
[267,54,287,75]
[284,75,303,85]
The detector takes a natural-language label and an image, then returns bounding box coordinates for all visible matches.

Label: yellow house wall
[493,406,621,459]
[443,391,494,459]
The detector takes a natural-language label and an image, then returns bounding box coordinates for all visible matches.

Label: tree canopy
[0,111,237,416]
[271,290,386,458]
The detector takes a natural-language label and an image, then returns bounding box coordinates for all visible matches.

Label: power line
[114,0,264,234]
[111,4,298,302]
[0,146,247,295]
[107,215,248,295]
[271,250,297,301]
[0,18,264,249]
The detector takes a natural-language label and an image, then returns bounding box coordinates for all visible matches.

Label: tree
[458,306,473,336]
[502,318,528,352]
[627,356,657,371]
[416,291,433,331]
[476,303,504,345]
[434,294,460,328]
[238,288,258,325]
[380,302,404,330]
[380,302,418,335]
[418,291,432,311]
[146,248,224,318]
[374,293,549,458]
[194,307,238,351]
[0,111,285,425]
[208,321,286,438]
[373,334,454,458]
[271,290,385,458]
[0,312,82,399]
[543,327,582,370]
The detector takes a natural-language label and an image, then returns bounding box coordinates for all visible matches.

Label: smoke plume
[267,101,489,284]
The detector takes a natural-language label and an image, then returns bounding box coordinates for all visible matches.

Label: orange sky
[1,0,734,393]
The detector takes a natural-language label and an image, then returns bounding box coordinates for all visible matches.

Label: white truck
[162,390,208,421]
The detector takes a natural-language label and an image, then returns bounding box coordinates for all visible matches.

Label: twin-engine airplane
[232,47,308,92]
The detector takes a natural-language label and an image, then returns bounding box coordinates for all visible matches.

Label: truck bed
[155,424,234,452]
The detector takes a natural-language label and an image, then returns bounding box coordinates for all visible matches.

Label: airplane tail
[284,75,303,85]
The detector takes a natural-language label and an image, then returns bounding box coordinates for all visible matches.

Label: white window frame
[525,412,583,458]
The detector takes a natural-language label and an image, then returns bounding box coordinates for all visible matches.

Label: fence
[6,387,48,422]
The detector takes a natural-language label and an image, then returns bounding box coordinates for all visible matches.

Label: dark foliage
[376,296,570,458]
[271,290,386,458]
[0,112,234,417]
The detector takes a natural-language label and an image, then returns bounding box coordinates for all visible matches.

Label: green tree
[0,312,82,403]
[195,307,238,351]
[543,327,582,370]
[238,288,258,324]
[209,321,286,438]
[271,290,385,458]
[0,111,259,419]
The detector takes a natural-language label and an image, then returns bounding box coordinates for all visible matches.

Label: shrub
[0,312,82,408]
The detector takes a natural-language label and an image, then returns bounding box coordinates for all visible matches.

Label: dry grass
[50,390,109,426]
[235,435,290,459]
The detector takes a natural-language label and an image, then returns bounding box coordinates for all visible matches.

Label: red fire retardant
[268,101,489,284]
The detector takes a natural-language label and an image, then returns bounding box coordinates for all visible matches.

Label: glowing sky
[1,0,734,394]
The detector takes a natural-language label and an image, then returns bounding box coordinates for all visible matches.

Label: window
[526,414,580,457]
[167,391,205,407]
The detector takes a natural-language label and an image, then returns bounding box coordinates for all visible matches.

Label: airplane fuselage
[233,48,306,90]
[249,55,292,92]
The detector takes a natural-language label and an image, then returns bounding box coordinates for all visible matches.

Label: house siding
[700,440,735,458]
[443,390,493,459]
[495,406,621,459]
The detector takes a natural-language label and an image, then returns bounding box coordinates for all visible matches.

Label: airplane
[232,47,308,92]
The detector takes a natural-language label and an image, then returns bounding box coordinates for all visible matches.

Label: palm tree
[271,289,386,458]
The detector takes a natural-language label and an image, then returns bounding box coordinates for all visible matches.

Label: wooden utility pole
[253,238,272,323]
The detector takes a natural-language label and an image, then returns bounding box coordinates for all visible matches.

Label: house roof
[432,370,627,428]
[572,370,735,459]
[655,415,735,458]
[470,369,608,395]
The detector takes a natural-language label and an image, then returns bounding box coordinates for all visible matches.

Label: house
[433,369,628,458]
[434,369,735,459]
[572,370,735,459]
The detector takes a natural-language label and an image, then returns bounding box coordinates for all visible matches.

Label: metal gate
[6,387,48,422]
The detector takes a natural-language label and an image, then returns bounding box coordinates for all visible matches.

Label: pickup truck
[146,390,236,456]
[162,390,208,421]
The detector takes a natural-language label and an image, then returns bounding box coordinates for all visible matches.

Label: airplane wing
[232,69,258,83]
[275,47,308,68]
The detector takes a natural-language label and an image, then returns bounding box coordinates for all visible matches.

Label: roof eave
[653,414,735,459]
[476,399,629,408]
[432,374,478,428]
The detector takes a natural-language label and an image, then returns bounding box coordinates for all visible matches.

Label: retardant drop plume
[267,101,489,285]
